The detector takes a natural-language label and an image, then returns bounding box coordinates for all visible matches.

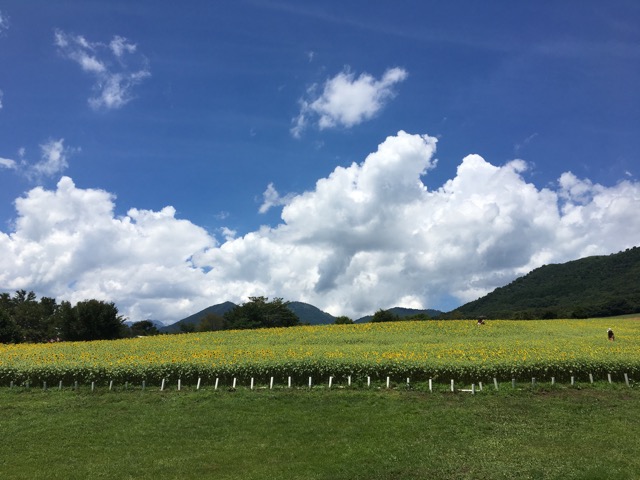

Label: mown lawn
[1,385,639,480]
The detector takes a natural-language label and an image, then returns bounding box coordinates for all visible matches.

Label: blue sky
[1,1,639,323]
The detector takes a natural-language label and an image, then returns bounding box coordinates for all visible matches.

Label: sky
[1,1,639,324]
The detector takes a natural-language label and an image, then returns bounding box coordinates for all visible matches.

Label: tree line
[0,290,129,344]
[0,293,303,343]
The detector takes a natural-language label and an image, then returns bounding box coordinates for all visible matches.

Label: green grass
[1,385,639,479]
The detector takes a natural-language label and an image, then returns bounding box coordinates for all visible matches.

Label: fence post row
[4,373,633,391]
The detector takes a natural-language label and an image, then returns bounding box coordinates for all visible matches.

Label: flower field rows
[1,318,639,386]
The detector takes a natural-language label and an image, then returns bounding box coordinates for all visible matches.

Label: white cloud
[54,30,150,110]
[1,131,639,323]
[0,156,17,169]
[1,139,73,180]
[0,9,6,108]
[29,138,73,180]
[109,36,137,58]
[0,10,8,34]
[292,67,408,137]
[259,183,296,214]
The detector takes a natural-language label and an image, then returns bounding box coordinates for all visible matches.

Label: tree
[179,322,196,333]
[405,313,431,321]
[0,290,59,342]
[223,297,299,330]
[197,313,225,332]
[57,299,126,341]
[0,308,20,343]
[334,316,354,325]
[130,320,159,337]
[370,309,400,323]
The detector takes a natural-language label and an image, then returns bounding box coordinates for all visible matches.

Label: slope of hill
[287,301,336,325]
[454,247,640,319]
[160,302,238,333]
[356,307,444,323]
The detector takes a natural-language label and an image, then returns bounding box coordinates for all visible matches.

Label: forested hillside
[453,247,640,319]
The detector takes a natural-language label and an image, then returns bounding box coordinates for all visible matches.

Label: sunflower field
[1,318,639,387]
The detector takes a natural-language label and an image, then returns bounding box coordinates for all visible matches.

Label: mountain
[160,301,238,333]
[160,300,337,332]
[287,301,336,325]
[356,307,444,323]
[454,246,640,319]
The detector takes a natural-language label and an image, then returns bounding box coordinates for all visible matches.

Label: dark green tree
[0,290,59,342]
[334,315,354,325]
[197,313,225,332]
[179,322,196,333]
[130,320,159,337]
[223,297,299,330]
[370,309,400,323]
[0,308,21,343]
[57,299,125,341]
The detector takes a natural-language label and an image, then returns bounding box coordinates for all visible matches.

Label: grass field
[1,385,639,480]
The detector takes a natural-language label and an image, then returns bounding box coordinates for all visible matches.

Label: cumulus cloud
[1,131,639,323]
[54,30,150,110]
[0,89,4,110]
[0,177,216,322]
[292,67,408,137]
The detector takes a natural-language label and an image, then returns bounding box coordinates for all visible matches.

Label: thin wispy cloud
[292,67,408,137]
[29,139,73,180]
[1,139,74,181]
[54,30,150,110]
[0,10,8,34]
[0,156,17,170]
[259,183,295,213]
[0,10,8,110]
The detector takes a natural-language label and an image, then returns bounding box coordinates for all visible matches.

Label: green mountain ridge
[454,246,640,319]
[159,301,237,333]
